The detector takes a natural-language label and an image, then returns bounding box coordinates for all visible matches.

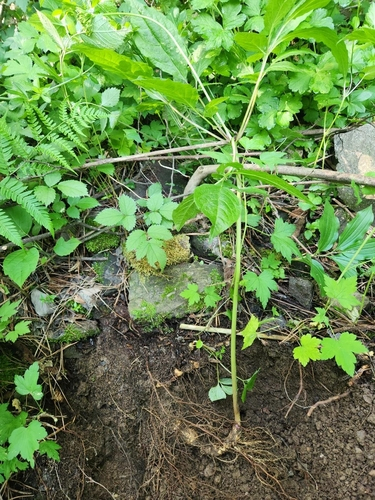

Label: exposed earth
[6,292,375,500]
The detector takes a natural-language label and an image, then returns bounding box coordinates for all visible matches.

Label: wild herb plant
[1,0,375,433]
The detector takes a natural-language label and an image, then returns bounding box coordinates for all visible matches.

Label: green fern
[0,135,13,175]
[0,119,31,175]
[0,177,53,234]
[0,209,23,247]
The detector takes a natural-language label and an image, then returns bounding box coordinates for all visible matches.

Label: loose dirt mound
[10,302,375,500]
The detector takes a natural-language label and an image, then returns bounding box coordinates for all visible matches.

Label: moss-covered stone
[124,234,191,276]
[47,320,100,343]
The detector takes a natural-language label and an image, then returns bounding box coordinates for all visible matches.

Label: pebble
[356,430,366,445]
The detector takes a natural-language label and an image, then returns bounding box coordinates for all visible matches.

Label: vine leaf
[271,219,300,263]
[8,420,47,468]
[324,276,361,310]
[320,332,368,376]
[3,248,39,287]
[293,334,321,367]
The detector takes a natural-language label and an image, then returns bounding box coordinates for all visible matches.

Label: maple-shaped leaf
[324,276,361,311]
[293,334,322,367]
[39,440,61,462]
[241,315,259,350]
[8,420,47,467]
[241,270,278,308]
[203,286,221,308]
[14,362,43,401]
[180,284,201,306]
[320,332,368,376]
[0,405,27,445]
[271,219,300,263]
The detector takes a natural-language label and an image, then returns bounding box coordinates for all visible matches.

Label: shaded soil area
[8,301,375,500]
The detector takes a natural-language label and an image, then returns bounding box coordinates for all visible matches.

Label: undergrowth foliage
[0,0,374,445]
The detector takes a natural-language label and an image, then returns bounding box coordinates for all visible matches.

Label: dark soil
[7,297,375,500]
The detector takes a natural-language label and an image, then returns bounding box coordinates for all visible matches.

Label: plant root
[139,370,297,500]
[306,390,350,417]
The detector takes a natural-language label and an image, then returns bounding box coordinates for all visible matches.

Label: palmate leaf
[293,334,321,367]
[321,332,368,377]
[324,276,361,311]
[8,420,47,468]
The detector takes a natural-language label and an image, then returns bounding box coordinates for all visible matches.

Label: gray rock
[128,261,223,325]
[191,234,232,260]
[30,289,57,317]
[334,124,375,211]
[288,277,314,309]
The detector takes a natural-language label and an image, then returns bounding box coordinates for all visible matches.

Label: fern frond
[32,105,56,131]
[25,105,43,141]
[0,177,53,233]
[58,101,69,124]
[59,120,87,150]
[36,143,72,171]
[0,208,23,247]
[47,133,80,161]
[0,118,31,163]
[71,105,107,129]
[0,134,14,175]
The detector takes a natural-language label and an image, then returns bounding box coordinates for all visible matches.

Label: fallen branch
[179,323,294,342]
[183,163,375,196]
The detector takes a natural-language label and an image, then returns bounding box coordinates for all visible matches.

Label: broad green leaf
[222,2,247,30]
[57,181,88,198]
[280,27,348,76]
[180,284,201,306]
[137,77,198,108]
[72,45,152,79]
[337,206,373,251]
[123,0,189,81]
[3,248,39,287]
[101,88,120,107]
[147,225,172,241]
[208,383,227,402]
[118,194,137,216]
[234,32,268,55]
[39,441,61,462]
[8,420,47,468]
[194,184,241,238]
[147,192,164,212]
[320,332,368,376]
[34,186,56,206]
[75,198,99,210]
[53,237,81,256]
[271,219,300,263]
[4,206,32,237]
[36,10,65,50]
[304,257,326,294]
[346,27,375,44]
[173,195,199,230]
[238,169,313,206]
[241,270,278,308]
[0,405,27,445]
[146,242,167,269]
[293,334,321,367]
[263,0,295,37]
[317,201,339,252]
[80,14,125,50]
[241,369,260,403]
[219,378,233,395]
[14,362,43,400]
[241,315,260,350]
[203,286,222,308]
[94,208,128,227]
[44,172,61,187]
[126,230,148,257]
[324,276,361,310]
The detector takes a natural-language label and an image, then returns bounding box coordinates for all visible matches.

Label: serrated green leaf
[147,225,172,241]
[126,230,148,256]
[0,300,21,322]
[241,315,259,350]
[320,332,368,376]
[8,420,47,468]
[194,184,241,238]
[203,286,221,308]
[3,248,39,287]
[146,241,167,269]
[337,206,373,251]
[34,186,56,206]
[147,192,164,212]
[180,283,201,306]
[241,270,278,308]
[5,321,31,343]
[101,87,120,107]
[44,172,61,187]
[14,362,43,400]
[271,219,300,263]
[318,201,339,252]
[124,0,188,81]
[38,441,61,462]
[324,276,361,310]
[0,405,27,445]
[75,197,99,210]
[53,237,81,256]
[94,208,127,227]
[234,32,268,55]
[293,334,321,367]
[57,180,88,198]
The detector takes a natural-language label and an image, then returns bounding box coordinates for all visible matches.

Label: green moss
[49,322,99,343]
[131,300,166,330]
[124,234,191,276]
[85,233,120,253]
[92,260,107,283]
